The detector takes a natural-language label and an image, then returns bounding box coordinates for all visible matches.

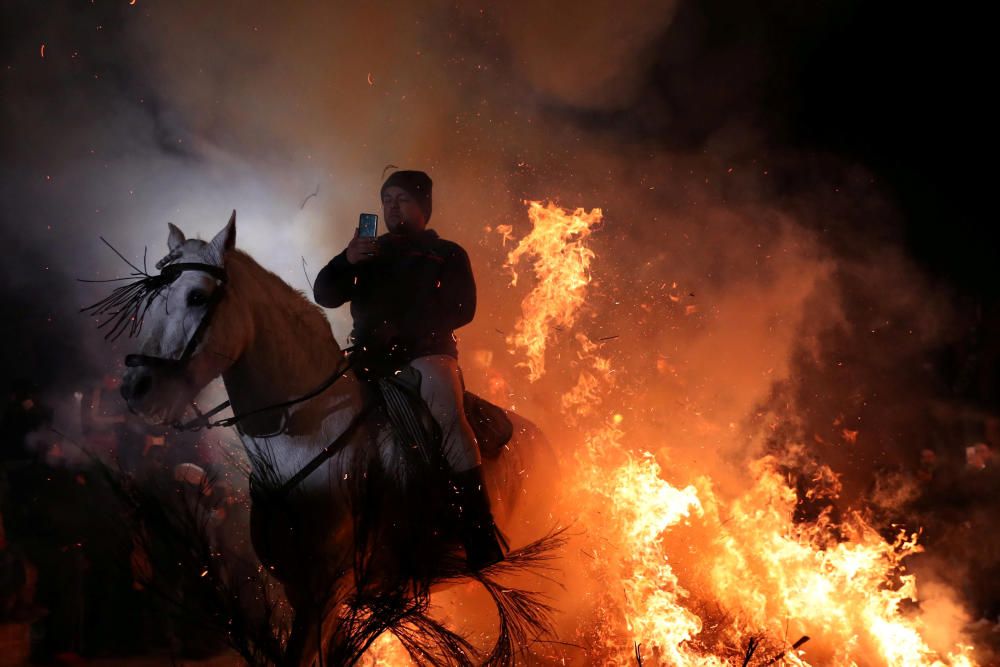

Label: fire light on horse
[86,209,562,666]
[80,197,985,667]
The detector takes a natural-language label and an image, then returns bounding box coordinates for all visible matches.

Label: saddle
[462,391,514,459]
[376,367,513,462]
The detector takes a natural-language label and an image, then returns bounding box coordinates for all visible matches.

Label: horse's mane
[226,249,330,331]
[224,248,340,366]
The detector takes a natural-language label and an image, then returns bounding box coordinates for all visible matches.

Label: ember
[3,3,992,664]
[490,201,978,666]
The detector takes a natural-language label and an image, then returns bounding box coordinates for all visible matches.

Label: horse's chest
[241,418,356,575]
[247,474,353,583]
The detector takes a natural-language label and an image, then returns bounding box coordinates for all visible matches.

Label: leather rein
[120,259,366,497]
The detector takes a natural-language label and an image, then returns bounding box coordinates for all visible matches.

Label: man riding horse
[313,169,506,571]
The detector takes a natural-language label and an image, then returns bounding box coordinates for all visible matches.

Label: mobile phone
[358,213,379,238]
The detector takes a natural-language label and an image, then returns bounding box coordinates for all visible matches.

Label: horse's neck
[220,253,345,434]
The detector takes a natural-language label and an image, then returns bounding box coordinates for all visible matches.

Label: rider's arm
[313,250,356,308]
[437,244,477,330]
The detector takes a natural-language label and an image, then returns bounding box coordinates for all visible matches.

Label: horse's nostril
[134,373,152,399]
[126,372,153,402]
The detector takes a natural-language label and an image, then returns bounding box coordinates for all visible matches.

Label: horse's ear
[167,223,186,251]
[209,211,237,258]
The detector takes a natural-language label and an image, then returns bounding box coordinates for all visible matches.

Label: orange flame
[503,200,979,666]
[359,200,979,666]
[501,200,602,382]
[359,632,411,665]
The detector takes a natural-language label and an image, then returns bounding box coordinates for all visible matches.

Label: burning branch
[762,636,810,666]
[742,637,761,667]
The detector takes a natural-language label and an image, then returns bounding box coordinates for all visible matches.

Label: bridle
[123,261,228,372]
[92,258,355,434]
[112,259,241,432]
[84,250,367,496]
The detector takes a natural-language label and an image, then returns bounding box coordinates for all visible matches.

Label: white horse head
[120,211,250,424]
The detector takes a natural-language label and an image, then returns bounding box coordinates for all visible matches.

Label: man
[313,169,505,570]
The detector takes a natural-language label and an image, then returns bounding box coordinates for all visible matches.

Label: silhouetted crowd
[0,374,243,662]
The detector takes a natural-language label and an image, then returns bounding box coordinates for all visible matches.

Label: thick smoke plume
[2,0,994,662]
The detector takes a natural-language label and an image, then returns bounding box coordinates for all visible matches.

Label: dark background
[2,0,995,385]
[0,0,997,659]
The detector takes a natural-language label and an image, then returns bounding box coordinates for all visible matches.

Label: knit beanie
[381,170,433,222]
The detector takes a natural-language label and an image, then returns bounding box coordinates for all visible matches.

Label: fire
[500,200,602,382]
[357,200,980,665]
[693,461,977,666]
[610,451,718,666]
[360,632,412,665]
[499,200,979,666]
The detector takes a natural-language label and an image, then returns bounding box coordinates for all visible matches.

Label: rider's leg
[408,354,480,471]
[408,354,506,569]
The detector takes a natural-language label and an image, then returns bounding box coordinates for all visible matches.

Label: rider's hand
[345,229,379,265]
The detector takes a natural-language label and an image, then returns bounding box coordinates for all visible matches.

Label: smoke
[2,0,994,659]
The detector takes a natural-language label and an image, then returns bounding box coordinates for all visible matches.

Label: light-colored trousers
[408,354,481,472]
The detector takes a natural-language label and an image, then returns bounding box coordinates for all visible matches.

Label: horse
[94,212,560,666]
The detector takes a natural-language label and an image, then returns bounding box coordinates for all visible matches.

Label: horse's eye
[187,289,209,307]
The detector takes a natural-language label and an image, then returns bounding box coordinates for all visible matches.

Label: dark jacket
[313,229,476,364]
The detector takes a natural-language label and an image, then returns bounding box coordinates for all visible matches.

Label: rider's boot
[451,465,508,571]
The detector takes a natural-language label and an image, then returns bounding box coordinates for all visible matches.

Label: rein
[85,251,365,495]
[172,350,354,432]
[274,400,375,499]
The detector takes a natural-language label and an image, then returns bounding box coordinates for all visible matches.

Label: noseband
[107,258,354,436]
[83,245,361,495]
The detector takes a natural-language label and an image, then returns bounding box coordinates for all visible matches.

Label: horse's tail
[470,528,568,666]
[308,420,566,665]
